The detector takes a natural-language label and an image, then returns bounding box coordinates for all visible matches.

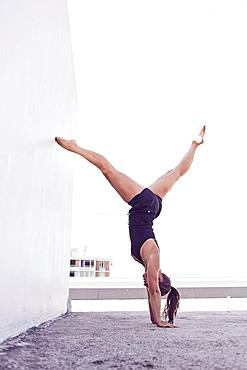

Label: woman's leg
[55,137,144,203]
[149,126,206,199]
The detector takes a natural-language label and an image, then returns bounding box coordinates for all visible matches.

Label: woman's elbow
[148,285,160,295]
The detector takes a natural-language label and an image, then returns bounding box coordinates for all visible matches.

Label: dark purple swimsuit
[128,188,162,266]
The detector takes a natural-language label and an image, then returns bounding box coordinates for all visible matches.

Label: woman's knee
[101,161,115,177]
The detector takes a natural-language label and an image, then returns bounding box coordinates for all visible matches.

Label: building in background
[70,258,111,277]
[70,249,111,277]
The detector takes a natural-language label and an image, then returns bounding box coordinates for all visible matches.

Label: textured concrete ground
[0,311,247,370]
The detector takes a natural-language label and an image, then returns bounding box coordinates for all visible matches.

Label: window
[99,261,105,269]
[80,271,94,277]
[70,260,76,266]
[81,259,94,268]
[70,271,75,277]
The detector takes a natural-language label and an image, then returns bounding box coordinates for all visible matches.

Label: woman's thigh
[103,167,144,203]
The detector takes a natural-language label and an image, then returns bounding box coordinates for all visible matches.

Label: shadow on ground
[0,311,247,369]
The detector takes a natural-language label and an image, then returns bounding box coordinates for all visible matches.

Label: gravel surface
[0,311,247,370]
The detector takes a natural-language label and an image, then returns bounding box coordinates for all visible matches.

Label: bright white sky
[67,0,247,280]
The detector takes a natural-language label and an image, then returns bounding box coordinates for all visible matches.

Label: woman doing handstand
[55,126,206,328]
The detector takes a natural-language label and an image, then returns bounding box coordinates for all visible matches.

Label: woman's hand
[157,320,177,328]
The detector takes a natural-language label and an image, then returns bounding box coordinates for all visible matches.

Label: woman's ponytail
[162,286,180,324]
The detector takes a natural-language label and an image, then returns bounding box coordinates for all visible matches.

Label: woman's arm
[145,258,175,328]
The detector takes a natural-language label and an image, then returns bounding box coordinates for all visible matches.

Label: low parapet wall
[69,286,247,300]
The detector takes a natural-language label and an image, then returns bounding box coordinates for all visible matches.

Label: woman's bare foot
[55,137,78,152]
[193,125,206,145]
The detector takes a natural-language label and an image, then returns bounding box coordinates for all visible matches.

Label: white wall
[0,0,77,342]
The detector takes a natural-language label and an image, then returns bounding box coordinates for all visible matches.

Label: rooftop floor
[1,310,247,369]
